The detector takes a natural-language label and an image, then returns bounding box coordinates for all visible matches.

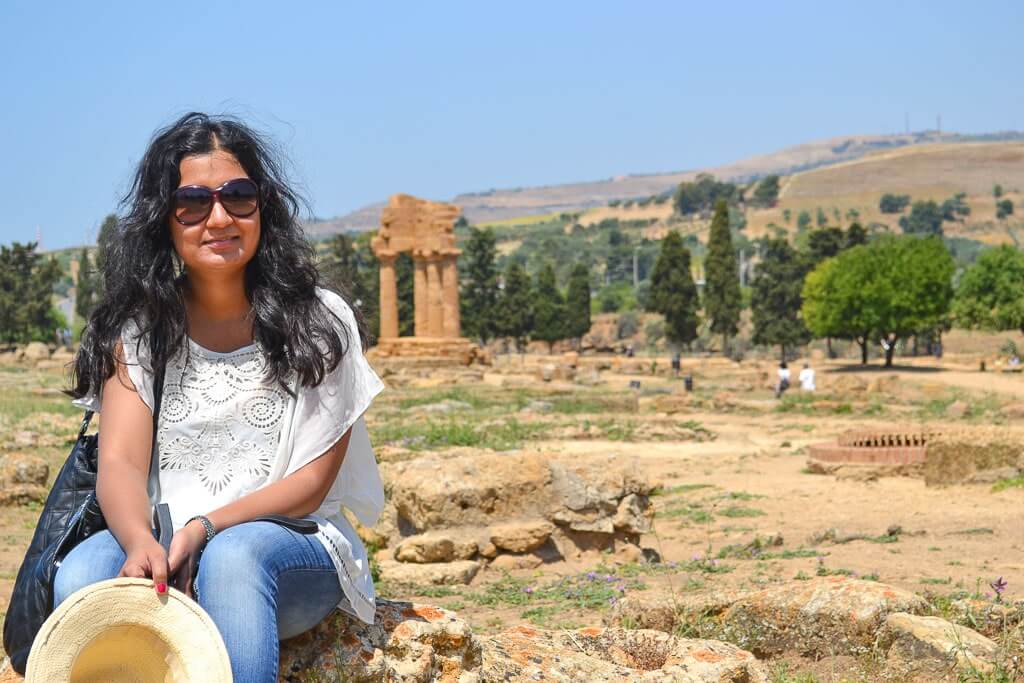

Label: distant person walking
[774,361,790,398]
[798,362,816,392]
[671,352,681,378]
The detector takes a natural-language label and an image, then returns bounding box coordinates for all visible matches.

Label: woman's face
[169,150,261,277]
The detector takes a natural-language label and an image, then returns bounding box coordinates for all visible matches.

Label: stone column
[426,255,444,337]
[442,255,460,338]
[413,256,428,337]
[378,254,398,339]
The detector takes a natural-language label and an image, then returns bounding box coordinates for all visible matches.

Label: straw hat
[26,577,232,683]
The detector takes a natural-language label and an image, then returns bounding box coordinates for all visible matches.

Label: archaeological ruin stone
[718,577,927,658]
[376,451,656,570]
[369,193,475,363]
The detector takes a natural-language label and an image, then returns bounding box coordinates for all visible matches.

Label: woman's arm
[167,428,352,596]
[96,342,170,593]
[205,428,352,530]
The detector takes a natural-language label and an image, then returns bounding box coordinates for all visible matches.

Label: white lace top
[72,288,385,624]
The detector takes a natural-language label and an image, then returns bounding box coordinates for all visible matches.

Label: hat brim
[26,577,232,683]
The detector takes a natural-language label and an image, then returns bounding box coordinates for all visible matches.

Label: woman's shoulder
[314,287,357,328]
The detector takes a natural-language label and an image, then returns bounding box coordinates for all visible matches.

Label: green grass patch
[718,506,766,518]
[652,483,714,497]
[992,475,1024,492]
[371,418,548,451]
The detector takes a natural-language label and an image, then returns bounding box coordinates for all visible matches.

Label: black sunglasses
[171,178,260,226]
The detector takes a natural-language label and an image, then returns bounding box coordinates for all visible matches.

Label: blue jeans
[54,521,345,683]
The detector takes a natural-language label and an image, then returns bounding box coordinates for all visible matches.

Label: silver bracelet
[186,514,217,545]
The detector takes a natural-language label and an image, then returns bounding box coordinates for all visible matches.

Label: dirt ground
[1,351,1022,680]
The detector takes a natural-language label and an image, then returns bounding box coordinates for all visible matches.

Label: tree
[941,193,971,221]
[751,175,780,208]
[805,227,846,265]
[997,199,1014,220]
[498,262,533,353]
[815,207,827,227]
[703,200,742,352]
[647,231,699,347]
[94,213,118,301]
[845,222,868,249]
[796,210,812,231]
[564,263,592,348]
[0,242,65,344]
[459,227,501,345]
[802,236,954,366]
[75,248,99,323]
[953,245,1024,334]
[899,200,944,236]
[532,262,567,353]
[673,174,737,216]
[321,232,377,337]
[879,194,911,213]
[994,184,1004,199]
[751,238,810,360]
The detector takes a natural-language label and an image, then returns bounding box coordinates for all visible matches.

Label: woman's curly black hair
[69,112,364,400]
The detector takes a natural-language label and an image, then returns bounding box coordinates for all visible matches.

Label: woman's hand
[118,536,170,596]
[167,520,207,599]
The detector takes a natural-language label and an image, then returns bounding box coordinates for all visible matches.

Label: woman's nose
[206,199,232,227]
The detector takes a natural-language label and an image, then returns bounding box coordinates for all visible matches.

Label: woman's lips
[203,236,239,250]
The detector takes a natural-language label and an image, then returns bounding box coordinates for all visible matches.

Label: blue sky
[2,1,1023,250]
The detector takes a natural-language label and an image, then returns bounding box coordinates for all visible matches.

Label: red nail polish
[156,582,167,594]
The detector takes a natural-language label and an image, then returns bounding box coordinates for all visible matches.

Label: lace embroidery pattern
[158,344,290,496]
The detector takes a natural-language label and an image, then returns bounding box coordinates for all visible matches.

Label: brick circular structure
[809,430,934,466]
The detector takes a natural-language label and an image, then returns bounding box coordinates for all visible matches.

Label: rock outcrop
[376,451,656,580]
[718,577,928,657]
[480,626,768,682]
[275,601,769,682]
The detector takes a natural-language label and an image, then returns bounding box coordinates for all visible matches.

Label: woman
[59,112,385,682]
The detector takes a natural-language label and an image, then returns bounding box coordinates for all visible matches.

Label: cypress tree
[564,262,592,348]
[532,262,566,353]
[75,248,98,323]
[647,231,699,347]
[703,200,742,353]
[498,262,533,353]
[751,238,811,361]
[460,227,500,345]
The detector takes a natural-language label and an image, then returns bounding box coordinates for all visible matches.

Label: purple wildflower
[608,597,617,605]
[990,577,1008,599]
[523,586,534,594]
[586,572,597,581]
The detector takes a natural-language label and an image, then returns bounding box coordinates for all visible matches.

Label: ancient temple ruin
[370,194,474,360]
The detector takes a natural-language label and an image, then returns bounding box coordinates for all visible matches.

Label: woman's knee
[53,530,124,606]
[195,523,278,598]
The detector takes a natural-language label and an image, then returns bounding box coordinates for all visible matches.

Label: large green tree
[0,242,65,344]
[532,262,567,353]
[751,238,811,361]
[565,262,592,348]
[498,262,533,353]
[460,227,501,345]
[703,200,741,352]
[952,245,1024,334]
[802,235,954,366]
[647,231,699,347]
[805,227,846,265]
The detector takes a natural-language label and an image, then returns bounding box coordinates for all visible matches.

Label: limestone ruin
[370,194,475,361]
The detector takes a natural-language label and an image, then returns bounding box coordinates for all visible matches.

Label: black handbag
[3,367,167,675]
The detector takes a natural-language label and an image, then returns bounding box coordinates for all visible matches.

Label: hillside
[305,131,1024,237]
[565,141,1024,249]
